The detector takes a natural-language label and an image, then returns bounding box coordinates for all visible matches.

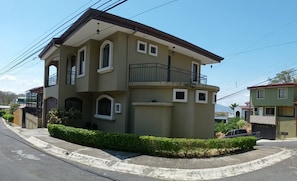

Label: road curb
[26,135,296,180]
[3,120,295,180]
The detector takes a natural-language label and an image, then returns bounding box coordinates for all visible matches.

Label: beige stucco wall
[91,92,127,133]
[277,117,296,138]
[129,85,218,138]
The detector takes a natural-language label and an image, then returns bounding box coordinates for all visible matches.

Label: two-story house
[248,83,297,139]
[39,8,223,139]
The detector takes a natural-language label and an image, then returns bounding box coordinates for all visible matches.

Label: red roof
[247,83,297,89]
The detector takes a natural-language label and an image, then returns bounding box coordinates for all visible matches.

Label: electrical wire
[0,0,118,76]
[217,68,297,102]
[0,0,175,76]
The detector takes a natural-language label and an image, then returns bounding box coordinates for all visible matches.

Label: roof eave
[39,8,223,62]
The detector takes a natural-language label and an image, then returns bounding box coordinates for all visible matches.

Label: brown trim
[248,83,297,90]
[39,8,223,62]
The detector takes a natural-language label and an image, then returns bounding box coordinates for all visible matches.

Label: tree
[0,91,19,105]
[229,103,239,111]
[268,68,297,84]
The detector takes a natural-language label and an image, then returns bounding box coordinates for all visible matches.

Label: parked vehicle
[223,129,261,139]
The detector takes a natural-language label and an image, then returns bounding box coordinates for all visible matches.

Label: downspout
[125,27,138,133]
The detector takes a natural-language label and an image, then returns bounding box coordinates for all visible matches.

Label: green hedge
[3,113,14,122]
[0,110,6,117]
[47,124,257,158]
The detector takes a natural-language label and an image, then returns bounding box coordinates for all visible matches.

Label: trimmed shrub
[47,124,257,158]
[3,113,14,122]
[0,110,6,117]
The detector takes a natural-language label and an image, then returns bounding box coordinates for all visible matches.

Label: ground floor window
[95,95,114,120]
[278,106,294,117]
[196,90,208,103]
[173,89,188,102]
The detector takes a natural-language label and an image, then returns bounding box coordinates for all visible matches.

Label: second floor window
[278,88,288,99]
[257,89,264,99]
[77,47,86,77]
[265,107,275,116]
[192,62,199,83]
[98,40,113,74]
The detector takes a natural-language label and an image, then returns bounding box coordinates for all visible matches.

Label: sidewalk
[4,121,295,181]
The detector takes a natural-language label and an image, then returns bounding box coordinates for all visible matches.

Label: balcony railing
[129,63,207,84]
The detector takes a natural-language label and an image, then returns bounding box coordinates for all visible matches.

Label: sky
[1,0,297,106]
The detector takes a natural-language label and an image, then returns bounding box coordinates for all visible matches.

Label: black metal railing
[129,63,207,84]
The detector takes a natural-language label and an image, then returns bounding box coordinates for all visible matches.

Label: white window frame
[191,62,199,83]
[173,89,188,102]
[94,94,114,120]
[115,103,122,114]
[137,40,147,54]
[278,88,288,99]
[196,90,208,104]
[212,92,217,104]
[77,46,86,78]
[97,40,114,74]
[148,44,158,56]
[257,89,264,99]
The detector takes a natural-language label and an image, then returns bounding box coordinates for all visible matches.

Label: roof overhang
[247,83,297,90]
[39,8,224,64]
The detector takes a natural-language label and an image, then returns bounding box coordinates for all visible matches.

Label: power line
[0,0,125,76]
[225,40,297,57]
[217,68,297,101]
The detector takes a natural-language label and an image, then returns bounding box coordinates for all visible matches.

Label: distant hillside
[215,104,233,113]
[0,91,24,105]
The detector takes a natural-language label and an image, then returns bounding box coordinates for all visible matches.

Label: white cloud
[0,74,42,94]
[0,75,17,81]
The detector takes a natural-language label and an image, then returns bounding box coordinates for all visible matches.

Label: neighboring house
[248,83,297,139]
[234,102,253,122]
[215,104,233,123]
[39,9,223,139]
[13,86,44,128]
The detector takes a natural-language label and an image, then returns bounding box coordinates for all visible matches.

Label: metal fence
[129,63,207,84]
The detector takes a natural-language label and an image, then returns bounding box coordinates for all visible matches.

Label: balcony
[129,63,207,85]
[250,115,276,125]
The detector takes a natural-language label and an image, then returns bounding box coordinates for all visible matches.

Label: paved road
[0,120,159,181]
[219,140,297,181]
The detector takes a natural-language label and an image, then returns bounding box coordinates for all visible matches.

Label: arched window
[95,95,114,120]
[48,65,57,86]
[65,97,82,111]
[98,40,113,74]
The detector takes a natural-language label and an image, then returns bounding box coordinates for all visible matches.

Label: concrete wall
[25,113,42,129]
[277,117,296,138]
[13,108,22,126]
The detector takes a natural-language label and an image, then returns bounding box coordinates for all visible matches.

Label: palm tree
[229,103,239,111]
